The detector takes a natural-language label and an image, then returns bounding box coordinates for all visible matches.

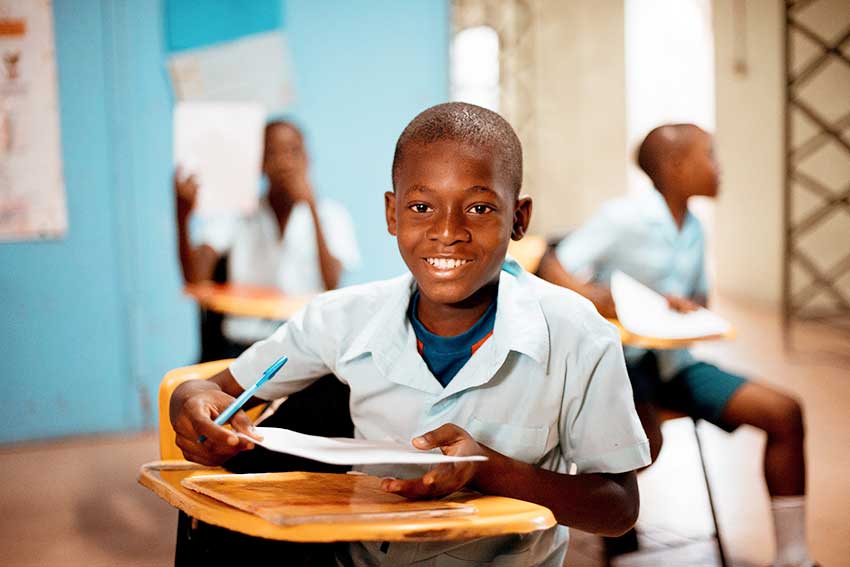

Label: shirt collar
[338,266,551,396]
[641,188,697,235]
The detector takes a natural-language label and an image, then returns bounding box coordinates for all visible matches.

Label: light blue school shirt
[231,265,650,567]
[556,189,709,379]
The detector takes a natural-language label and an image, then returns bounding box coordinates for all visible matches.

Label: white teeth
[427,258,469,270]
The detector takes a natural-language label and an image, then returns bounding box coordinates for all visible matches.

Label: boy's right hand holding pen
[169,369,263,466]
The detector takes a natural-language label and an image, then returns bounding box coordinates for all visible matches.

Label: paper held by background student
[239,427,488,466]
[173,101,265,216]
[611,270,732,340]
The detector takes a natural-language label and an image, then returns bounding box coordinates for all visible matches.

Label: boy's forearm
[472,447,639,535]
[175,212,219,284]
[307,200,343,290]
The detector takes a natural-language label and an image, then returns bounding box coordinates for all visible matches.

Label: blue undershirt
[408,290,497,387]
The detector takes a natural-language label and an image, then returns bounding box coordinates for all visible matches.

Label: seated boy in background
[175,120,360,356]
[538,123,815,567]
[170,102,650,566]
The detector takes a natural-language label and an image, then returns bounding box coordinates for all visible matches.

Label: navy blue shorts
[627,351,748,432]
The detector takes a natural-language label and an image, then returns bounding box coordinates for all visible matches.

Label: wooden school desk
[184,282,311,321]
[140,361,556,543]
[610,319,735,350]
[139,462,556,542]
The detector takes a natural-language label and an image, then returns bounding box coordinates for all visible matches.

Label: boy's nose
[428,208,470,245]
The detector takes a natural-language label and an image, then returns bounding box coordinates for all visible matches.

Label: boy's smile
[386,139,530,329]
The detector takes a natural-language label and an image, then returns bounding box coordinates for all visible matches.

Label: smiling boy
[170,102,650,566]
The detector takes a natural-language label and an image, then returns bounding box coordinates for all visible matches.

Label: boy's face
[385,140,531,307]
[263,124,307,186]
[677,130,720,198]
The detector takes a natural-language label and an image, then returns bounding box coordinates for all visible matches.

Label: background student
[174,120,360,356]
[169,102,651,566]
[537,123,816,567]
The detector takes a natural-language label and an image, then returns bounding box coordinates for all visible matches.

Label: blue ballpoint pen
[198,355,288,443]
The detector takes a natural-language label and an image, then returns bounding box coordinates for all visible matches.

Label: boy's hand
[664,295,700,313]
[171,391,261,466]
[381,424,484,500]
[286,177,315,206]
[174,167,199,219]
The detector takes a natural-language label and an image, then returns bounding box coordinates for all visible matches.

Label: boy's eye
[409,203,432,213]
[469,204,494,215]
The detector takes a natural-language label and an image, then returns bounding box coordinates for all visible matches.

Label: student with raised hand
[170,102,651,566]
[174,120,360,350]
[538,124,816,567]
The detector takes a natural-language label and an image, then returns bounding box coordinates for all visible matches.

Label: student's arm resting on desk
[169,369,262,465]
[174,168,221,284]
[383,425,639,536]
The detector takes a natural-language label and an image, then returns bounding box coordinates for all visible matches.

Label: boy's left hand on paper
[664,294,700,313]
[381,424,485,500]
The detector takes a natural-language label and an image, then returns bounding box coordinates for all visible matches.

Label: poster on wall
[0,0,67,241]
[167,31,294,115]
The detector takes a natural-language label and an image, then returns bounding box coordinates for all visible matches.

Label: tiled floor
[1,296,848,567]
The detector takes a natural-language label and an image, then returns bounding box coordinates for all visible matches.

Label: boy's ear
[384,191,398,236]
[511,195,532,241]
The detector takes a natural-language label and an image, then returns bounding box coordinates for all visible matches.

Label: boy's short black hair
[265,119,302,141]
[636,123,701,182]
[392,102,523,196]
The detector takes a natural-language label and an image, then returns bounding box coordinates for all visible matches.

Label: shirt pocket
[467,416,552,464]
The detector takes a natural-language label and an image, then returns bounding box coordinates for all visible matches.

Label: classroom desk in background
[609,319,735,350]
[184,282,312,320]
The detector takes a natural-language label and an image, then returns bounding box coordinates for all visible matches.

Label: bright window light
[450,25,500,112]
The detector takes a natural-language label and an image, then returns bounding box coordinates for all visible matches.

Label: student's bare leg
[720,381,813,566]
[719,381,805,496]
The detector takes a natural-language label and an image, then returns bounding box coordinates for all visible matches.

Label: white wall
[713,0,850,306]
[531,0,627,234]
[713,0,786,304]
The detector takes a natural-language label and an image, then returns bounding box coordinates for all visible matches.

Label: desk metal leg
[692,418,728,567]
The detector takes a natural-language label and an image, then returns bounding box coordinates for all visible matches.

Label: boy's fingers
[381,477,435,500]
[413,424,462,449]
[229,410,263,441]
[193,416,240,447]
[422,463,459,489]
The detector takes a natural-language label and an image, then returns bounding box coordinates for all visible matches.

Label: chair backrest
[158,359,233,460]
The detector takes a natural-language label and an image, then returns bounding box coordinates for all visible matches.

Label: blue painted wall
[0,0,448,443]
[284,0,450,284]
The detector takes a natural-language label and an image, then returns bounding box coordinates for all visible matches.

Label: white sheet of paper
[611,271,731,340]
[173,101,265,216]
[239,427,488,466]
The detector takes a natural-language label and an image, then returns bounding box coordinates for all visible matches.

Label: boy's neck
[656,187,689,229]
[415,282,498,337]
[267,189,294,234]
